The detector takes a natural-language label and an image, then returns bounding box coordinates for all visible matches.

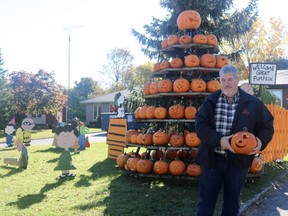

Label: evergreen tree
[0,49,14,129]
[131,0,258,61]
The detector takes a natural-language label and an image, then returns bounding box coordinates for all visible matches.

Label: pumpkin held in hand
[249,156,264,173]
[230,131,258,154]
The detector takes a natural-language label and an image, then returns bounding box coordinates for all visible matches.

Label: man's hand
[249,137,262,155]
[220,135,235,153]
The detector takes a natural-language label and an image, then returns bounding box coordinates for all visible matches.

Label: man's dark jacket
[195,88,274,168]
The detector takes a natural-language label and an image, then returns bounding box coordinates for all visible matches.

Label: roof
[80,89,130,104]
[239,70,288,86]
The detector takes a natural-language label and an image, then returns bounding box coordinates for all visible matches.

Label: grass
[0,139,288,216]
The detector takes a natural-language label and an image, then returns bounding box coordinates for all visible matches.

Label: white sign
[249,63,277,85]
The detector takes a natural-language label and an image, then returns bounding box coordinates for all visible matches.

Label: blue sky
[0,0,287,88]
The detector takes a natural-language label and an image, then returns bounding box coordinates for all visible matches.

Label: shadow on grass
[6,181,68,209]
[0,166,23,178]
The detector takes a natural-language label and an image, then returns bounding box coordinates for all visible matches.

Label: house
[80,89,131,126]
[239,70,288,109]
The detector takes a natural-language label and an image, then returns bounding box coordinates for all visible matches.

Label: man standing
[195,65,274,216]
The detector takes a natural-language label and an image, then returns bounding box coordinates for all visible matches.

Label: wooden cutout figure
[79,124,89,150]
[21,117,35,146]
[5,123,15,147]
[52,122,65,146]
[54,120,79,180]
[3,128,28,169]
[116,93,125,118]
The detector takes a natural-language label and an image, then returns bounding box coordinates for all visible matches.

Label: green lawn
[0,140,287,216]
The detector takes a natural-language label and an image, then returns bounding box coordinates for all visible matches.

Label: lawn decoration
[21,117,35,146]
[5,123,15,147]
[54,120,79,180]
[79,124,89,150]
[3,128,28,169]
[114,92,125,118]
[52,122,65,146]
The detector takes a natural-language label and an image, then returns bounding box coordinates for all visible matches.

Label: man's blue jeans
[196,153,248,216]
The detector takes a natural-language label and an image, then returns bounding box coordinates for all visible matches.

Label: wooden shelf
[134,118,195,123]
[144,92,210,99]
[160,43,219,53]
[125,142,199,151]
[152,67,220,77]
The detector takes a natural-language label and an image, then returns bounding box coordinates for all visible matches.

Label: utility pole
[63,25,83,122]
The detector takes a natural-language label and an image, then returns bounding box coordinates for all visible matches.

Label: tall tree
[100,48,134,91]
[9,70,66,116]
[70,77,104,120]
[0,49,14,129]
[131,0,258,61]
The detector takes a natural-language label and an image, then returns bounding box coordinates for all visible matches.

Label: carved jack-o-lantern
[173,78,190,93]
[184,54,200,67]
[169,104,185,119]
[191,79,207,92]
[206,34,218,46]
[153,159,169,175]
[215,55,229,68]
[177,10,201,30]
[149,81,159,95]
[179,35,192,44]
[169,160,186,176]
[143,82,152,96]
[186,163,201,177]
[160,61,171,70]
[167,35,179,46]
[142,132,154,146]
[136,159,153,174]
[153,130,169,146]
[200,53,216,68]
[193,34,207,44]
[145,106,156,119]
[185,132,201,147]
[206,80,221,93]
[158,79,173,93]
[170,57,184,68]
[249,156,264,173]
[231,131,258,154]
[185,106,197,119]
[154,107,167,119]
[153,62,161,72]
[169,133,184,147]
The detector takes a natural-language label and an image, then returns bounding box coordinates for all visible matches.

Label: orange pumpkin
[170,57,184,68]
[143,82,152,96]
[130,133,138,144]
[184,106,197,119]
[154,106,167,119]
[176,149,189,159]
[169,133,184,147]
[137,159,153,174]
[139,106,148,119]
[161,39,168,49]
[151,149,164,160]
[136,132,144,145]
[153,159,169,175]
[249,156,264,173]
[184,54,200,67]
[134,107,141,119]
[200,53,216,68]
[193,34,207,44]
[189,149,198,159]
[153,62,161,72]
[179,35,192,44]
[146,106,156,119]
[160,61,171,70]
[165,149,177,160]
[116,153,129,168]
[153,130,169,146]
[185,132,201,147]
[167,35,179,46]
[173,78,190,93]
[149,81,159,95]
[169,104,185,119]
[177,10,201,30]
[231,131,258,154]
[158,79,173,93]
[206,80,221,93]
[125,129,137,142]
[128,157,141,172]
[191,79,207,92]
[215,55,229,68]
[186,163,201,177]
[142,132,154,146]
[169,160,186,176]
[206,34,218,46]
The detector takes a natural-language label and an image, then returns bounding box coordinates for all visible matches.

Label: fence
[262,104,288,162]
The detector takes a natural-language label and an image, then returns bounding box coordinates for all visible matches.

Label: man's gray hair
[219,65,239,80]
